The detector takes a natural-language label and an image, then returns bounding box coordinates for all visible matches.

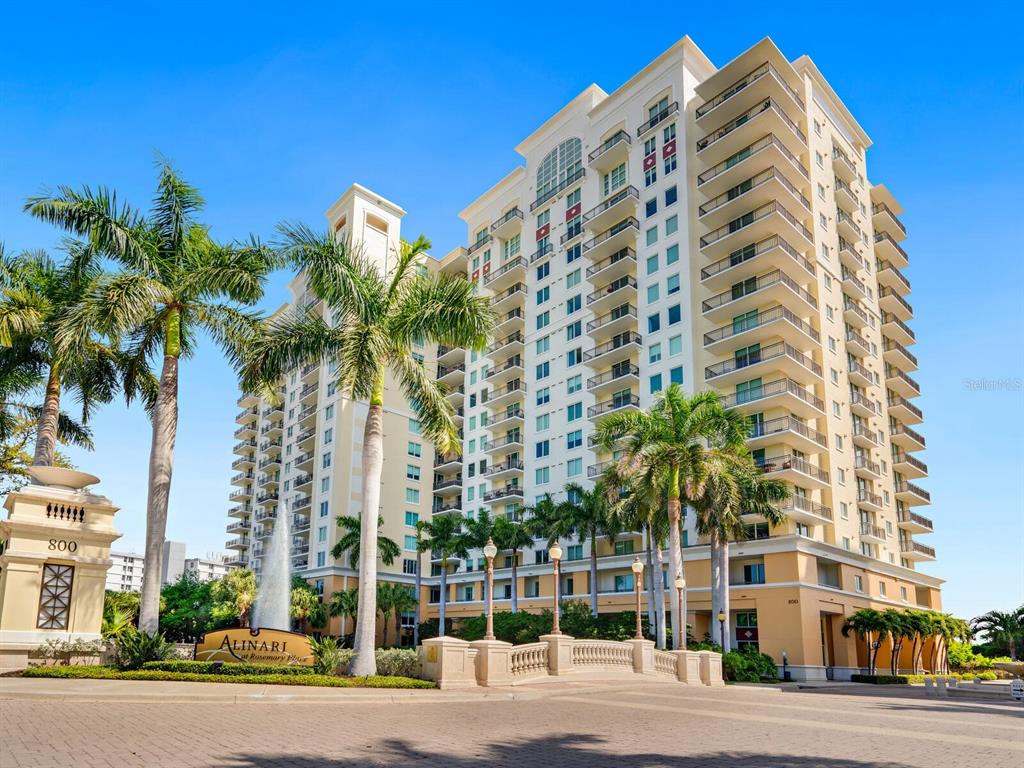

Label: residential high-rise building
[106,543,230,592]
[424,36,939,680]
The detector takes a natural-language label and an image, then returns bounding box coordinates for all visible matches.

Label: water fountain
[252,498,291,631]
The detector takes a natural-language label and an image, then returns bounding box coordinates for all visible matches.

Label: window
[536,361,550,379]
[567,320,582,340]
[665,244,679,265]
[566,402,582,422]
[665,186,677,206]
[403,559,417,575]
[667,304,681,325]
[536,413,549,431]
[566,268,581,288]
[840,502,849,519]
[566,375,582,394]
[321,477,330,492]
[664,151,677,174]
[647,284,660,303]
[645,198,657,217]
[879,581,887,597]
[536,336,550,354]
[649,343,662,363]
[567,430,583,449]
[324,428,333,444]
[644,136,657,155]
[646,227,658,246]
[603,162,627,196]
[670,366,683,385]
[536,387,550,405]
[665,215,678,236]
[320,501,329,517]
[536,286,550,304]
[536,137,582,200]
[646,254,658,274]
[854,575,864,593]
[408,441,422,457]
[322,452,332,469]
[742,563,765,584]
[316,551,326,567]
[567,348,582,366]
[404,535,418,551]
[536,311,550,330]
[405,511,419,526]
[405,488,420,504]
[566,294,581,314]
[37,564,73,629]
[408,418,421,435]
[318,525,328,543]
[567,544,583,561]
[650,373,662,393]
[566,244,581,264]
[536,261,550,280]
[406,464,420,480]
[614,574,635,592]
[900,586,909,601]
[567,458,582,477]
[666,274,680,295]
[535,466,550,484]
[648,313,661,333]
[536,440,550,458]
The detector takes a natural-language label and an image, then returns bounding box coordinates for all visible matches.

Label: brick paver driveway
[2,680,1021,767]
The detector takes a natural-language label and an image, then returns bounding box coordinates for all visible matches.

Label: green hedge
[141,661,314,676]
[851,674,908,684]
[22,665,434,689]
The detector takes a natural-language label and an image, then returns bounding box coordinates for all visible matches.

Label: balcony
[586,247,636,283]
[696,61,804,128]
[484,257,527,291]
[587,275,637,313]
[877,260,911,295]
[488,331,524,357]
[895,480,931,506]
[233,423,256,439]
[696,98,805,163]
[226,520,251,534]
[294,451,314,469]
[703,304,819,354]
[855,454,881,479]
[879,287,913,322]
[437,362,466,386]
[299,382,319,403]
[704,340,821,388]
[224,554,246,567]
[259,438,282,453]
[588,394,640,420]
[637,101,679,137]
[836,208,862,246]
[701,269,816,322]
[838,238,868,274]
[237,392,258,408]
[437,343,465,366]
[484,460,524,482]
[432,502,463,516]
[231,471,255,487]
[226,536,250,550]
[860,522,886,544]
[843,296,870,329]
[698,167,810,231]
[258,456,280,471]
[482,381,526,409]
[781,496,833,526]
[254,508,277,523]
[490,208,523,239]
[227,503,252,518]
[482,432,523,455]
[900,540,936,561]
[483,485,524,504]
[300,363,318,383]
[231,454,255,471]
[292,495,312,512]
[433,475,464,494]
[849,390,879,418]
[697,134,809,200]
[586,304,637,338]
[834,176,860,210]
[851,422,879,449]
[529,243,553,265]
[756,454,830,489]
[874,232,909,269]
[888,396,923,425]
[292,515,311,533]
[583,186,639,232]
[588,130,631,171]
[699,200,813,259]
[857,489,884,513]
[582,218,639,261]
[841,266,868,301]
[893,451,928,479]
[296,427,316,447]
[587,363,640,396]
[722,377,825,419]
[495,307,525,335]
[882,312,916,347]
[530,167,585,212]
[832,147,858,183]
[583,332,643,368]
[297,403,316,425]
[260,420,283,437]
[898,510,933,534]
[256,490,279,505]
[484,356,523,387]
[747,414,827,454]
[434,453,462,472]
[294,472,312,489]
[487,404,524,431]
[236,406,259,424]
[700,235,814,292]
[847,358,875,388]
[467,234,492,256]
[886,365,921,399]
[888,421,929,450]
[845,329,871,358]
[872,203,907,241]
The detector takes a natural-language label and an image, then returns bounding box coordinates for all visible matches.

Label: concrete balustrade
[419,634,723,689]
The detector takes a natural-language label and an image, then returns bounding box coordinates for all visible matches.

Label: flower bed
[21,664,434,689]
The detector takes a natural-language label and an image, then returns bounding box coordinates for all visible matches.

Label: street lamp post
[631,556,644,640]
[549,543,562,635]
[674,575,686,650]
[483,537,497,641]
[717,610,726,651]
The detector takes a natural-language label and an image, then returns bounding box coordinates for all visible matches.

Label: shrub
[375,648,420,678]
[141,661,313,676]
[21,665,435,688]
[309,635,344,676]
[722,645,779,683]
[456,610,552,645]
[851,674,908,684]
[113,630,173,670]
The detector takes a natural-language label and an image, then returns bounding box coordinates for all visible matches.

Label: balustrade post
[698,650,724,686]
[671,650,703,684]
[627,638,655,675]
[470,639,514,687]
[540,633,576,675]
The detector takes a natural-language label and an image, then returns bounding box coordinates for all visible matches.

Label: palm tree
[596,385,749,650]
[464,508,495,614]
[412,520,427,645]
[329,587,359,640]
[27,161,276,632]
[883,608,910,675]
[842,608,886,675]
[904,609,931,674]
[558,482,618,619]
[419,514,471,637]
[210,569,257,628]
[972,607,1023,660]
[330,515,400,569]
[390,586,418,647]
[693,450,789,652]
[376,582,400,647]
[491,516,534,613]
[240,226,492,675]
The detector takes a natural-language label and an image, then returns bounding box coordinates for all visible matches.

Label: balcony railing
[875,232,909,263]
[490,208,523,232]
[582,218,639,253]
[832,148,857,176]
[860,522,886,540]
[582,186,639,224]
[467,234,492,255]
[586,304,636,333]
[701,269,816,314]
[882,312,916,342]
[483,485,524,502]
[637,101,679,137]
[843,296,869,324]
[902,541,936,558]
[896,480,931,502]
[433,476,464,491]
[585,247,636,278]
[700,200,812,249]
[756,454,829,483]
[701,235,813,281]
[703,304,819,346]
[857,489,883,508]
[481,381,526,403]
[699,167,810,218]
[849,391,879,415]
[587,364,639,390]
[437,362,466,379]
[698,134,809,188]
[705,340,821,380]
[855,454,880,475]
[588,395,640,418]
[783,495,833,521]
[484,257,527,286]
[530,168,585,212]
[583,332,643,362]
[696,61,805,119]
[836,209,861,239]
[482,433,523,451]
[841,267,866,296]
[488,331,524,355]
[529,243,554,264]
[484,461,524,477]
[848,358,875,384]
[722,377,825,413]
[886,365,921,394]
[893,451,928,474]
[696,98,804,152]
[748,415,826,447]
[891,423,926,447]
[879,287,913,318]
[586,275,637,306]
[872,203,907,236]
[484,357,522,379]
[899,510,933,531]
[588,130,631,162]
[852,422,879,446]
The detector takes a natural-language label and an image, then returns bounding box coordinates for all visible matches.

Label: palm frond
[390,271,494,353]
[392,350,459,455]
[240,311,344,393]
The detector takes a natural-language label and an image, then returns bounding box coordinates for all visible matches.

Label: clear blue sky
[2,3,1021,620]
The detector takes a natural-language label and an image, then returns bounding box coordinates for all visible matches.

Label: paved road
[2,679,1021,767]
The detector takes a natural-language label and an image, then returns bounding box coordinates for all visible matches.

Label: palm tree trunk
[139,316,181,634]
[653,537,666,649]
[665,476,684,657]
[438,561,448,637]
[709,529,721,647]
[678,516,688,650]
[32,364,61,467]
[510,549,519,613]
[590,532,599,618]
[911,637,920,674]
[351,374,385,677]
[413,555,422,646]
[718,537,731,652]
[644,528,655,632]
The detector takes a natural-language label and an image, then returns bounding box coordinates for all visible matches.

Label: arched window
[536,138,582,199]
